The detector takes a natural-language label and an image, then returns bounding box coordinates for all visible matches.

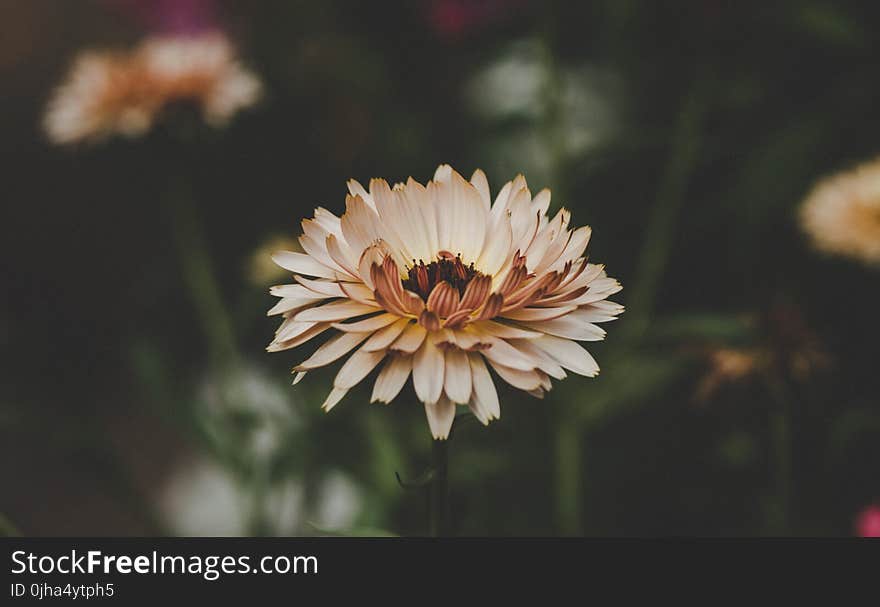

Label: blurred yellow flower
[248,234,301,287]
[799,158,880,265]
[267,165,623,439]
[44,32,262,144]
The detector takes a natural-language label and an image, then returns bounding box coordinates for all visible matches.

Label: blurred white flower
[196,364,300,462]
[465,40,549,120]
[312,470,362,531]
[264,479,306,535]
[800,158,880,265]
[159,457,247,536]
[464,39,623,182]
[159,457,362,536]
[44,31,262,144]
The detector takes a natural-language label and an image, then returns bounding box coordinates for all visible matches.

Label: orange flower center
[402,251,486,301]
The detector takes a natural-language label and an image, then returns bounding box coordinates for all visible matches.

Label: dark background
[1,0,879,536]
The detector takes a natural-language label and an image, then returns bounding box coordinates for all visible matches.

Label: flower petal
[469,353,500,420]
[272,251,339,279]
[363,317,411,351]
[424,395,456,440]
[332,312,398,333]
[389,321,427,353]
[294,300,381,322]
[413,337,444,404]
[501,305,577,322]
[321,387,348,411]
[371,354,412,403]
[532,335,600,377]
[519,312,607,341]
[295,331,370,370]
[443,347,472,404]
[333,345,386,390]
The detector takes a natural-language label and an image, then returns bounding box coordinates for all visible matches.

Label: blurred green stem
[554,417,582,535]
[767,376,794,534]
[552,73,709,534]
[167,176,240,369]
[538,31,587,536]
[429,437,450,537]
[623,76,709,342]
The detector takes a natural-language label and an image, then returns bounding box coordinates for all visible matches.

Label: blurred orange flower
[44,32,262,144]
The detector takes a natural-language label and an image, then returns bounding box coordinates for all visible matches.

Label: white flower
[267,165,623,439]
[44,32,261,144]
[800,158,880,265]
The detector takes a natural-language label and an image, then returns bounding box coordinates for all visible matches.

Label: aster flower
[44,32,262,145]
[267,165,623,439]
[799,158,880,265]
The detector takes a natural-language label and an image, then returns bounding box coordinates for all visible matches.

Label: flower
[267,165,623,439]
[799,158,880,265]
[694,347,760,402]
[44,32,262,144]
[855,504,880,538]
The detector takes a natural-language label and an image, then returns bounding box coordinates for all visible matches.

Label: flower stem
[622,74,709,343]
[429,437,450,537]
[554,415,582,535]
[766,376,794,534]
[166,175,240,369]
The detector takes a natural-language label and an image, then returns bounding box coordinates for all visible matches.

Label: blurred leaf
[648,313,756,344]
[306,522,398,537]
[793,2,867,48]
[575,350,694,426]
[827,408,880,462]
[717,431,759,469]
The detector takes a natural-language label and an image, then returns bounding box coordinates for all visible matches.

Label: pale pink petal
[295,331,370,370]
[531,335,600,377]
[501,305,577,322]
[468,353,500,420]
[371,354,412,403]
[322,387,348,411]
[485,360,544,391]
[332,312,399,333]
[271,251,339,279]
[389,322,427,354]
[333,346,386,390]
[294,301,381,322]
[443,347,472,404]
[424,395,456,440]
[363,317,411,352]
[413,337,444,405]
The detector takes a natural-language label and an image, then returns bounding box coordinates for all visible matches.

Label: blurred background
[2,0,880,537]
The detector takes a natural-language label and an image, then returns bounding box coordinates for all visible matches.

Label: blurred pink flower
[855,504,880,537]
[102,0,218,34]
[426,0,526,40]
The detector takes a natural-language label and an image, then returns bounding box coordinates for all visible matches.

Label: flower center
[401,251,485,301]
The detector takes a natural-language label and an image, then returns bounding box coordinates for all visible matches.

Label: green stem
[167,182,240,369]
[554,417,582,535]
[429,438,450,537]
[767,377,794,534]
[622,76,709,342]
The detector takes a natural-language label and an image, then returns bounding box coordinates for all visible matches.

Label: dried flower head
[44,32,262,144]
[267,165,623,439]
[799,158,880,265]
